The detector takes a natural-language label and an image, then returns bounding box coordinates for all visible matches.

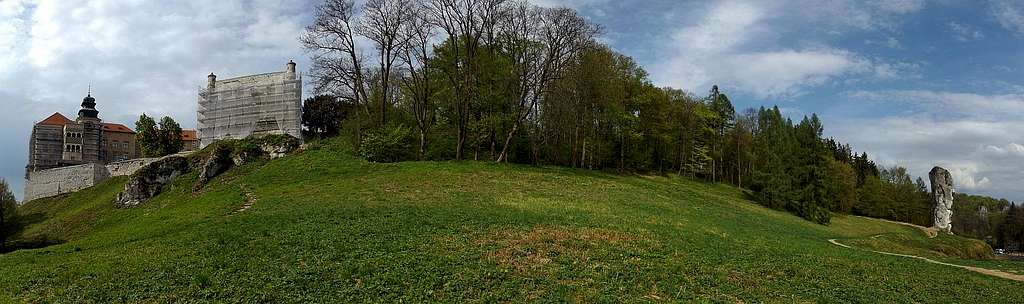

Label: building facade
[197,60,302,148]
[102,123,139,162]
[25,93,140,176]
[181,129,200,152]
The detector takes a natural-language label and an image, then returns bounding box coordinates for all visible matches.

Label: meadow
[1,139,1020,302]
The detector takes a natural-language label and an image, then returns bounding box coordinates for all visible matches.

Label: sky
[1,0,1023,203]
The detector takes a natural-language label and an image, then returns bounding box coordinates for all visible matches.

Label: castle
[198,60,303,148]
[25,92,140,175]
[23,92,199,202]
[22,60,302,202]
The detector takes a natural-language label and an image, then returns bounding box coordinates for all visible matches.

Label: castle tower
[208,73,217,90]
[73,91,104,163]
[198,60,303,148]
[78,92,100,122]
[286,60,297,80]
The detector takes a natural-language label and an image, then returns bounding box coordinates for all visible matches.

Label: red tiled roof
[181,129,198,141]
[102,123,136,134]
[37,113,73,126]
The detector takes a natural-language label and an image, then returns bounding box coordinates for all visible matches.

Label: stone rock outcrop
[194,145,234,191]
[114,134,301,207]
[114,156,191,208]
[929,166,955,234]
[234,135,301,165]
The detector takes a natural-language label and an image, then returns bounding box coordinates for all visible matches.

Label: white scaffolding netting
[197,71,302,148]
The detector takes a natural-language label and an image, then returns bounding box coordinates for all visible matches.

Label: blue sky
[2,0,1023,202]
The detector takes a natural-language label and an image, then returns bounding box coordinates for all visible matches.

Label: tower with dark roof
[78,93,100,121]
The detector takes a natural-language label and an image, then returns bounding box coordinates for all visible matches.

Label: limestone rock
[193,145,234,192]
[929,166,955,234]
[114,156,191,208]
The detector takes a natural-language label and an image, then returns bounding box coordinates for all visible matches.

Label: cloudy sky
[2,0,1023,202]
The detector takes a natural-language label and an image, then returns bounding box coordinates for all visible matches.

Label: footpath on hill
[828,217,1024,282]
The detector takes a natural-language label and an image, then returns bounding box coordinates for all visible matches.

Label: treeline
[299,0,1005,227]
[952,193,1024,250]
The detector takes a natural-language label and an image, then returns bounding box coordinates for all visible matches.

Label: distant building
[181,129,199,152]
[26,93,139,176]
[197,60,302,148]
[102,123,139,162]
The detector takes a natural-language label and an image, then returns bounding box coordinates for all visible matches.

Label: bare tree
[427,0,507,160]
[399,4,438,159]
[301,0,370,116]
[360,0,415,126]
[495,3,597,163]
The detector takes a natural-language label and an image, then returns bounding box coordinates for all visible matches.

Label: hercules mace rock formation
[929,166,955,234]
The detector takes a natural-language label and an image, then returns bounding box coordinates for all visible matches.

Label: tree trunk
[496,123,520,163]
[419,130,427,161]
[456,128,466,160]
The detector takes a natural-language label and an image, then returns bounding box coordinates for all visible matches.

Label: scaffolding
[197,66,303,148]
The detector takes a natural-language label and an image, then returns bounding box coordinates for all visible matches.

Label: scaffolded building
[197,60,303,148]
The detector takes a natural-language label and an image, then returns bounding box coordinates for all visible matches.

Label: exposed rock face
[114,156,191,208]
[194,145,234,192]
[114,135,301,207]
[929,166,955,234]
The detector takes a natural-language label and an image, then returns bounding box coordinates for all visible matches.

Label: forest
[297,0,1022,247]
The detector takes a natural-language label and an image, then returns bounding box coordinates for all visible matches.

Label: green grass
[2,138,1022,302]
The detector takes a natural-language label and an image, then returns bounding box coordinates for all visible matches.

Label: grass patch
[2,137,1022,302]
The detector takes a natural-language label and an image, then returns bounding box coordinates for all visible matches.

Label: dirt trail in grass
[828,238,1024,282]
[233,185,256,214]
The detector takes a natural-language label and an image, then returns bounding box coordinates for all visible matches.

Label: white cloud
[948,21,984,42]
[831,90,1024,201]
[532,0,611,9]
[850,90,1024,118]
[991,0,1024,34]
[652,0,922,99]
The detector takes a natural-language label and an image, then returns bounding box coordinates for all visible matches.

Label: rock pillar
[929,166,955,234]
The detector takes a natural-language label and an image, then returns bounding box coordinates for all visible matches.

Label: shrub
[359,125,413,163]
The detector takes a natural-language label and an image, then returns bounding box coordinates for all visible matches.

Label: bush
[359,125,413,163]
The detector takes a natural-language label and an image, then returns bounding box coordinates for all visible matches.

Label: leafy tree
[826,159,858,213]
[136,114,183,157]
[135,114,160,157]
[0,178,17,250]
[158,117,184,156]
[303,95,347,138]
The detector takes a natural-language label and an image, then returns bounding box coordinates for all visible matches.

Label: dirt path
[828,238,1024,282]
[232,185,256,214]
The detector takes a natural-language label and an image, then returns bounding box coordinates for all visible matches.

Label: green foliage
[136,114,184,157]
[158,116,184,156]
[302,95,349,138]
[359,124,413,163]
[0,179,16,250]
[826,159,858,213]
[135,114,160,157]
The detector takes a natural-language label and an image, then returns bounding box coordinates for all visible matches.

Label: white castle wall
[24,163,109,202]
[106,158,160,177]
[24,153,192,202]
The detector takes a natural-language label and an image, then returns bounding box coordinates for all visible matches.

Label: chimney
[207,73,217,90]
[286,60,297,79]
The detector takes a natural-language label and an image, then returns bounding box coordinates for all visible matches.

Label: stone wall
[24,163,109,201]
[106,158,160,177]
[24,153,194,202]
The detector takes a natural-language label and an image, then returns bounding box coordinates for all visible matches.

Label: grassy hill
[1,139,1021,302]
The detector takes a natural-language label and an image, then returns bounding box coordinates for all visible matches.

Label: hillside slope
[1,139,1021,302]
